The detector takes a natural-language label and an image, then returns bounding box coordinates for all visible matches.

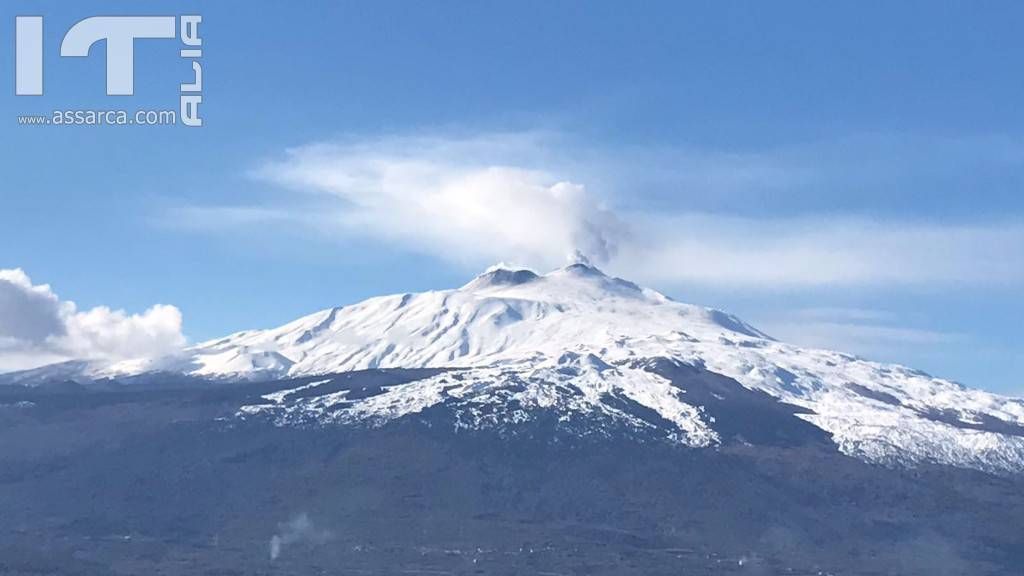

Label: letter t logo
[60,16,176,95]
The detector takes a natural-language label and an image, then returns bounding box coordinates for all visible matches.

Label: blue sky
[1,1,1022,393]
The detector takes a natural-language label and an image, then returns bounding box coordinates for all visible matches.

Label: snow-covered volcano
[6,262,1024,473]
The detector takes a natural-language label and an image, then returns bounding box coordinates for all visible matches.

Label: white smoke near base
[269,513,332,561]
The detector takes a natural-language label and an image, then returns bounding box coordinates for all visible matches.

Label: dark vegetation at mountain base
[0,370,1022,576]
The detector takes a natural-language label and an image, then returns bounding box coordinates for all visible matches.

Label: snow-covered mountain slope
[6,262,1024,473]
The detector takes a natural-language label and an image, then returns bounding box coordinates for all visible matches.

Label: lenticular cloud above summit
[259,135,626,269]
[0,268,186,372]
[233,132,1024,290]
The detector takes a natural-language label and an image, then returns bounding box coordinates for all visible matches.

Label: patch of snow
[261,378,333,404]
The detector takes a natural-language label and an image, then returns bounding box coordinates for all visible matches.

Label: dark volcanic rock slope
[1,370,1022,576]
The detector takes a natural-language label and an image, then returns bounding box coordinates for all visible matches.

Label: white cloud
[767,319,963,351]
[0,269,186,372]
[255,134,625,270]
[0,269,65,343]
[620,213,1024,288]
[787,307,896,323]
[174,131,1024,290]
[756,307,965,368]
[163,205,299,229]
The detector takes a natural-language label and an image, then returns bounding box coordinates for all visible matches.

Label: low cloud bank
[0,268,185,372]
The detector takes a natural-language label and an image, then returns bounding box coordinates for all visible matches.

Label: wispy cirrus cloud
[764,311,964,350]
[164,130,1024,290]
[754,305,967,371]
[619,213,1024,289]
